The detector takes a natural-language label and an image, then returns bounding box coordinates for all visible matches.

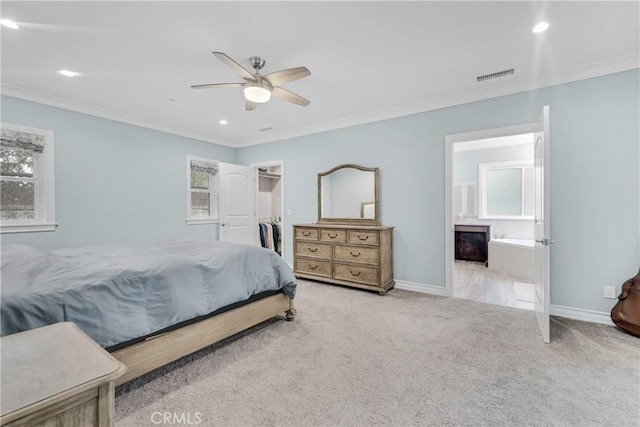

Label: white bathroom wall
[454,142,534,239]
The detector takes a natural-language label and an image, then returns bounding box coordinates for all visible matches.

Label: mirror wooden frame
[317,164,379,225]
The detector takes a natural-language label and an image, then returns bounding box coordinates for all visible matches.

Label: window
[479,161,534,219]
[186,155,219,224]
[1,123,55,233]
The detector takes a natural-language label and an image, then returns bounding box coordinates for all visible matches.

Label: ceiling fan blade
[246,100,257,111]
[212,52,256,81]
[191,83,244,89]
[263,67,310,87]
[271,87,310,107]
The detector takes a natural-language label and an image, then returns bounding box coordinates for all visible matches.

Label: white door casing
[534,105,551,343]
[218,162,257,245]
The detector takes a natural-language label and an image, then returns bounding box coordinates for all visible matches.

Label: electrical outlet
[604,285,617,299]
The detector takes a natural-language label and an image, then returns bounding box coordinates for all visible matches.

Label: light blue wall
[237,69,640,313]
[1,95,235,248]
[2,70,638,314]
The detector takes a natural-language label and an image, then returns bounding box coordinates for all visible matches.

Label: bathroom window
[479,161,534,219]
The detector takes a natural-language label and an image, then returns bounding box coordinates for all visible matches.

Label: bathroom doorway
[446,127,537,311]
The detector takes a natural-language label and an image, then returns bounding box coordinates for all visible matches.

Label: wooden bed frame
[111,293,295,386]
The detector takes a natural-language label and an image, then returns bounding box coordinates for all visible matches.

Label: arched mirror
[318,164,379,225]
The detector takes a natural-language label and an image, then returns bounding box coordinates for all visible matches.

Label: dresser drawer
[295,227,319,241]
[319,229,347,243]
[334,245,379,264]
[334,263,379,285]
[295,242,332,259]
[347,230,379,246]
[296,258,332,277]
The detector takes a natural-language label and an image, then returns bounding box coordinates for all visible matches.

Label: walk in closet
[256,163,283,256]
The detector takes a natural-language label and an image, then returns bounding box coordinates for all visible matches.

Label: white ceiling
[1,1,638,148]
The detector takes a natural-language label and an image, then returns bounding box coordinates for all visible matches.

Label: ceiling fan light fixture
[192,52,310,109]
[244,85,271,103]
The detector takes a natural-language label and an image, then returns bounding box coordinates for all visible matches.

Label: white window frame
[479,160,534,220]
[1,123,56,233]
[186,155,219,225]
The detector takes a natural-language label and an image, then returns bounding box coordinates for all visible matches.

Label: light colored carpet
[116,279,639,426]
[514,282,536,303]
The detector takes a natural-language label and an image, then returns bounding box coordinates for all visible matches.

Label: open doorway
[251,160,285,257]
[445,108,551,342]
[446,128,536,310]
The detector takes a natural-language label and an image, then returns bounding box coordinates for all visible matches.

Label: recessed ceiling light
[532,22,549,33]
[58,70,81,77]
[0,19,19,29]
[219,120,228,125]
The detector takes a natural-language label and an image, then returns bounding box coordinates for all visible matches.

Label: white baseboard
[550,304,613,325]
[394,280,614,326]
[299,274,613,326]
[394,280,449,297]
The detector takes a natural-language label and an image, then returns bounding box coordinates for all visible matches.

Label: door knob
[535,238,554,245]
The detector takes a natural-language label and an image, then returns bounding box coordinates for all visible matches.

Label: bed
[1,239,297,385]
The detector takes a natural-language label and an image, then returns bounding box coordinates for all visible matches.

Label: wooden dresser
[0,322,126,427]
[293,223,394,294]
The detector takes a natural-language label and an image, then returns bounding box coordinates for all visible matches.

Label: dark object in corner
[611,269,640,337]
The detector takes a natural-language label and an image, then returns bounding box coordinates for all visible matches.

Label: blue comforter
[0,240,296,347]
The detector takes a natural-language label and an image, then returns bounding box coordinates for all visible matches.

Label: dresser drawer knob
[302,231,311,236]
[309,264,318,270]
[308,247,318,253]
[350,270,361,277]
[350,251,361,257]
[357,235,369,241]
[327,233,338,238]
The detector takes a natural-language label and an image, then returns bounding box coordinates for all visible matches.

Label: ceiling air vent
[477,68,514,82]
[258,127,274,132]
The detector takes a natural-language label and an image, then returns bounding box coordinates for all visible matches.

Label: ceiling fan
[191,52,311,111]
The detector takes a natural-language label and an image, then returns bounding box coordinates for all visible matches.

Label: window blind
[0,129,45,153]
[190,160,218,175]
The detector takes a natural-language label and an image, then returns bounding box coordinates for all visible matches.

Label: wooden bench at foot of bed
[111,293,295,386]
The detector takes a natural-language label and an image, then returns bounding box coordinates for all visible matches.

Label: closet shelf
[259,172,281,179]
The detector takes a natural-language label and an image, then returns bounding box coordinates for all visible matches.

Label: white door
[534,106,551,343]
[218,162,257,245]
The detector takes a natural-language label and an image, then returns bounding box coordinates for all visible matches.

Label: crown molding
[0,83,233,147]
[236,54,640,147]
[3,54,638,149]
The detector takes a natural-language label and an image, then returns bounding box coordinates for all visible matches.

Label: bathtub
[488,238,535,281]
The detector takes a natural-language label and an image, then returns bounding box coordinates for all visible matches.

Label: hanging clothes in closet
[259,218,281,256]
